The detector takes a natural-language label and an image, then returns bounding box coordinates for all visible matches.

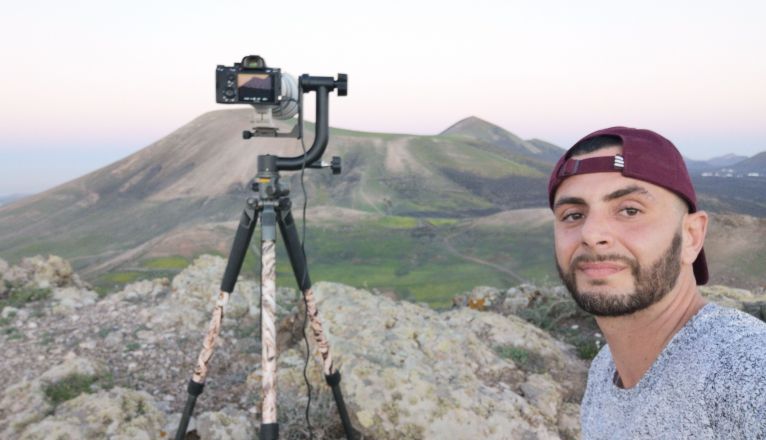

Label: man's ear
[682,210,708,265]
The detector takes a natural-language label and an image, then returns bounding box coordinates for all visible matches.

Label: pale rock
[39,356,105,384]
[17,418,84,440]
[196,407,255,440]
[520,373,564,422]
[0,357,105,438]
[1,306,19,318]
[2,265,30,287]
[165,413,196,438]
[0,380,51,438]
[78,340,97,350]
[169,255,259,319]
[20,255,76,288]
[502,287,530,314]
[557,402,581,440]
[702,285,766,321]
[466,285,502,310]
[19,388,166,440]
[113,278,170,302]
[104,331,124,347]
[276,282,587,439]
[52,286,99,309]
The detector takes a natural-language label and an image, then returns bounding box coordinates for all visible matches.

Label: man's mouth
[577,262,626,278]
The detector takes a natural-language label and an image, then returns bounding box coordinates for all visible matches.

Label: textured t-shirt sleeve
[704,332,766,438]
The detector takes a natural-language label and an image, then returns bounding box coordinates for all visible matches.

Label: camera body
[216,59,282,105]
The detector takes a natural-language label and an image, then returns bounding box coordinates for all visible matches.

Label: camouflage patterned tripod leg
[175,207,258,440]
[276,204,356,439]
[260,240,278,427]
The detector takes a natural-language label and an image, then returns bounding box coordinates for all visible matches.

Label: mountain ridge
[0,110,764,300]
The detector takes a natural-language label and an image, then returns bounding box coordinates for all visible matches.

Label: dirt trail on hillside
[441,221,527,284]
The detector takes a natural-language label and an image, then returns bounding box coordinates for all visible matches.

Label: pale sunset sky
[1,0,764,195]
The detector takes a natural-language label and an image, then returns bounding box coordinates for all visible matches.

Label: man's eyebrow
[553,196,586,210]
[603,185,651,202]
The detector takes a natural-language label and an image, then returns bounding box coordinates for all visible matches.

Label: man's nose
[580,210,613,249]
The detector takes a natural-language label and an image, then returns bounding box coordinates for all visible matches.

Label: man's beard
[556,232,682,317]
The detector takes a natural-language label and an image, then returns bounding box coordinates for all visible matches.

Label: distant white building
[747,172,760,177]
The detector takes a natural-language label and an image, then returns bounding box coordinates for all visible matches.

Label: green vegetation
[141,256,189,270]
[0,287,51,309]
[98,271,143,285]
[369,215,419,229]
[329,126,404,139]
[516,294,602,360]
[43,372,114,406]
[3,326,23,340]
[408,136,543,179]
[85,213,558,308]
[495,345,546,373]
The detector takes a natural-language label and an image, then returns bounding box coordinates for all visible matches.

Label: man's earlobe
[682,211,708,265]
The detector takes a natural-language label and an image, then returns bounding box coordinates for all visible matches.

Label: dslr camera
[216,55,283,105]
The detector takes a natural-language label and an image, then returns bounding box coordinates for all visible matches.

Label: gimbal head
[272,73,347,172]
[217,54,347,173]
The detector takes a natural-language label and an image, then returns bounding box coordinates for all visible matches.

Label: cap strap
[558,156,623,177]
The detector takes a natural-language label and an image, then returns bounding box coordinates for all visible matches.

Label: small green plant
[3,326,22,340]
[44,374,98,406]
[577,340,600,360]
[0,287,51,309]
[94,285,112,299]
[39,332,54,346]
[98,327,113,338]
[495,345,546,373]
[125,342,141,352]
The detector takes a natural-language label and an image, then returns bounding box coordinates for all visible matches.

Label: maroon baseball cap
[547,126,709,285]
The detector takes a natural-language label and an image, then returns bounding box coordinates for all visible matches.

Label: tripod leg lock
[187,380,205,396]
[325,370,342,387]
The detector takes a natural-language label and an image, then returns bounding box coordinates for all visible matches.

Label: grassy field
[89,215,557,308]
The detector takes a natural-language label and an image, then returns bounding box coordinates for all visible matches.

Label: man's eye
[562,212,584,222]
[621,207,641,216]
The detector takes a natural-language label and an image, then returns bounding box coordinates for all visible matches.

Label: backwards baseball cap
[547,126,708,285]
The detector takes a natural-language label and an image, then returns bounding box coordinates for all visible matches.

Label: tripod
[175,156,354,440]
[175,70,354,440]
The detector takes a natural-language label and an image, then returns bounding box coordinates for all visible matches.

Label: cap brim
[693,247,709,285]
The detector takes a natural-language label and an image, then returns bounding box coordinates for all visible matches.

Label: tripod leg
[277,204,356,440]
[260,204,279,439]
[175,206,258,440]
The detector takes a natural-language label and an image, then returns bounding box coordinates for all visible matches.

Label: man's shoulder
[700,304,766,436]
[689,302,766,347]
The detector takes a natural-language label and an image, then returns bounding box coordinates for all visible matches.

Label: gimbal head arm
[275,74,347,171]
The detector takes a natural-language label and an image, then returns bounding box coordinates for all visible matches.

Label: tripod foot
[260,422,279,440]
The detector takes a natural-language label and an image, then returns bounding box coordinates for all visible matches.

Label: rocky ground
[0,255,764,439]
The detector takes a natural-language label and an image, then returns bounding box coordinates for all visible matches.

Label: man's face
[552,146,686,317]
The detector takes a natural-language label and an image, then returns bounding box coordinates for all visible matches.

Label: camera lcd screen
[237,73,275,103]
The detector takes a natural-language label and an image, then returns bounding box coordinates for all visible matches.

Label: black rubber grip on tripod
[221,209,258,292]
[277,208,312,291]
[260,423,279,440]
[175,380,205,440]
[326,371,356,439]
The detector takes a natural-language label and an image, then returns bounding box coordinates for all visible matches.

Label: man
[547,127,766,438]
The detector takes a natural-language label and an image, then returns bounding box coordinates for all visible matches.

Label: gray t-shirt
[581,303,766,439]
